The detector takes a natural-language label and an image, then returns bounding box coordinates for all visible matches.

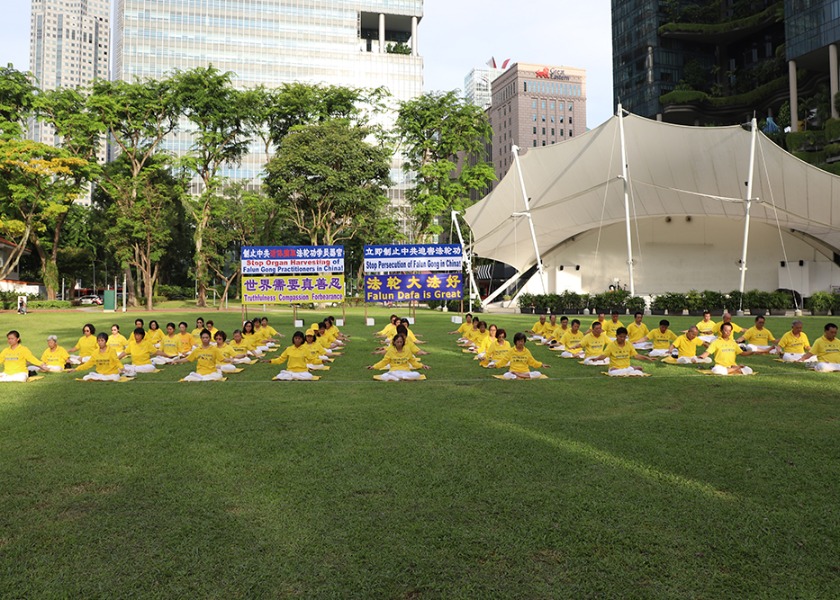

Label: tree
[28,87,105,298]
[173,66,254,308]
[395,91,496,239]
[265,119,391,245]
[0,65,36,140]
[97,155,184,310]
[0,139,88,281]
[88,76,182,306]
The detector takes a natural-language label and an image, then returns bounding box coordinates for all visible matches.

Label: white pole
[738,116,758,314]
[122,274,126,312]
[617,104,635,297]
[511,145,547,295]
[451,211,481,312]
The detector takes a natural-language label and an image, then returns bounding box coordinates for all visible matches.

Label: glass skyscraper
[114,0,424,229]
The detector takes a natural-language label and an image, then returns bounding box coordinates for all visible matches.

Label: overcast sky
[0,1,614,127]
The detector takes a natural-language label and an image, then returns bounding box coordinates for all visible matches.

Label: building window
[542,127,545,134]
[541,116,545,122]
[551,128,554,135]
[532,99,537,108]
[541,100,546,109]
[550,101,555,110]
[532,114,537,121]
[569,117,573,125]
[532,126,536,134]
[542,140,546,146]
[533,140,537,147]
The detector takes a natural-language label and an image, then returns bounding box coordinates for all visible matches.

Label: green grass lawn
[0,307,838,598]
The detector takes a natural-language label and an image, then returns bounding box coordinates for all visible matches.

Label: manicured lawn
[0,308,838,597]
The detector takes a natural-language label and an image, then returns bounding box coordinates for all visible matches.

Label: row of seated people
[451,319,549,379]
[370,315,430,381]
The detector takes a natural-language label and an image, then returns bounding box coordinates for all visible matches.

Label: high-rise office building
[487,62,586,181]
[464,65,504,109]
[28,0,110,147]
[114,0,424,230]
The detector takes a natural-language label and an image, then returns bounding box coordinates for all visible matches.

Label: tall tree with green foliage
[395,91,496,239]
[174,66,253,307]
[28,87,105,298]
[97,155,184,310]
[0,65,36,139]
[88,76,182,306]
[265,120,391,245]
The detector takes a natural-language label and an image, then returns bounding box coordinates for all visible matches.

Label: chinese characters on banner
[242,275,345,305]
[240,245,345,304]
[363,244,463,273]
[364,273,463,303]
[241,245,344,275]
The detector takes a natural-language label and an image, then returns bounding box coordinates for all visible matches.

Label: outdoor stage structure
[465,107,840,308]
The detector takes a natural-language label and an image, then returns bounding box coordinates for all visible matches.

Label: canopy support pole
[511,145,547,295]
[483,269,524,307]
[737,116,758,315]
[617,103,635,297]
[451,210,481,313]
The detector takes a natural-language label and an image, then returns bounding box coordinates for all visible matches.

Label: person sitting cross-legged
[736,315,777,354]
[698,322,754,375]
[798,322,840,372]
[669,326,711,364]
[775,320,815,362]
[590,327,656,376]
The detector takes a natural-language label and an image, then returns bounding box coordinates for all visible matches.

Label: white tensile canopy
[465,112,840,292]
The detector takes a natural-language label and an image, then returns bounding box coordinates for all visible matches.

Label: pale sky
[0,1,614,127]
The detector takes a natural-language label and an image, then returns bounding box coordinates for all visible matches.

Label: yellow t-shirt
[695,319,715,336]
[304,342,325,365]
[560,329,585,349]
[178,333,195,354]
[146,328,165,347]
[483,340,512,366]
[0,345,42,375]
[378,323,398,338]
[541,322,558,340]
[706,338,743,367]
[581,333,608,358]
[161,335,181,357]
[74,335,98,358]
[497,347,542,373]
[126,338,157,366]
[627,322,649,343]
[216,343,237,361]
[229,337,254,356]
[261,324,279,338]
[648,328,678,349]
[107,333,128,353]
[603,341,637,370]
[672,334,705,358]
[550,325,569,341]
[742,326,775,346]
[76,348,123,375]
[776,331,810,354]
[810,336,840,363]
[185,345,224,376]
[604,319,625,337]
[531,320,547,335]
[372,346,422,372]
[270,344,309,372]
[191,327,205,345]
[40,346,70,368]
[456,321,471,335]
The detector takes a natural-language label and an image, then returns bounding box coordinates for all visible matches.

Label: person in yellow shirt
[302,331,332,370]
[699,322,754,375]
[375,325,428,356]
[669,326,711,364]
[647,320,678,357]
[775,320,814,362]
[263,331,315,380]
[712,313,744,337]
[213,331,242,373]
[586,312,607,334]
[449,313,472,337]
[38,335,71,373]
[590,327,655,376]
[174,329,227,381]
[627,312,652,349]
[465,321,490,352]
[736,316,776,353]
[528,314,548,340]
[158,323,182,362]
[695,310,717,343]
[177,322,196,354]
[0,330,46,382]
[397,318,423,345]
[580,322,609,365]
[120,328,167,375]
[475,324,498,359]
[558,319,585,357]
[228,329,258,362]
[326,316,349,343]
[377,314,400,339]
[798,323,840,371]
[260,316,284,342]
[546,316,570,347]
[494,332,549,379]
[205,320,220,339]
[71,333,126,381]
[107,324,129,354]
[190,317,206,345]
[69,323,98,365]
[603,311,625,340]
[482,329,512,368]
[367,333,430,380]
[146,320,165,348]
